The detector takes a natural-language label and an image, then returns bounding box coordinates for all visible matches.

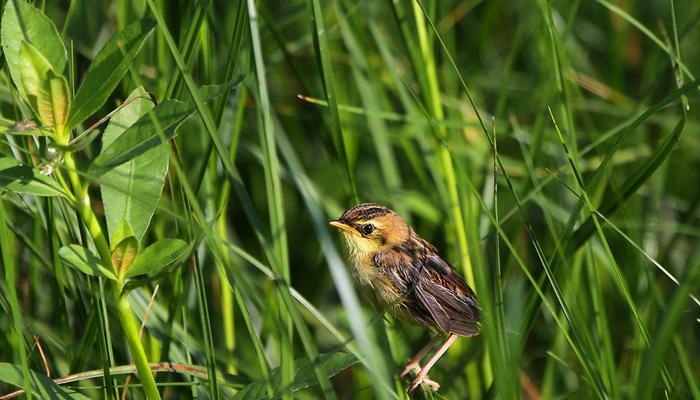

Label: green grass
[0,0,699,399]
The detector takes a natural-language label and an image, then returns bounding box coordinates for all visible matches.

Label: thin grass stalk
[516,83,697,363]
[635,249,700,399]
[232,287,274,397]
[164,0,213,99]
[45,200,73,364]
[540,0,578,156]
[584,247,617,396]
[637,246,700,397]
[402,70,606,396]
[409,6,695,397]
[145,0,272,264]
[275,125,395,399]
[410,0,475,289]
[490,125,518,399]
[306,0,359,203]
[333,8,412,394]
[550,109,684,391]
[145,3,273,397]
[146,7,338,398]
[0,201,32,400]
[594,0,695,81]
[406,5,482,392]
[190,256,219,399]
[550,168,700,395]
[214,0,248,122]
[245,0,294,395]
[367,21,433,188]
[213,86,248,377]
[335,2,405,214]
[216,210,236,375]
[96,276,119,399]
[453,156,603,391]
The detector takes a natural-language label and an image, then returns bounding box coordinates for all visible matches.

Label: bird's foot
[409,372,440,392]
[400,361,421,379]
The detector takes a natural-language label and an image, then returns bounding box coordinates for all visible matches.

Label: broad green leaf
[89,81,240,177]
[90,98,188,177]
[18,41,70,129]
[1,0,67,98]
[66,18,156,131]
[110,218,136,250]
[0,157,64,197]
[36,71,70,128]
[58,244,117,280]
[125,239,189,279]
[18,40,51,98]
[109,219,138,276]
[0,362,91,399]
[232,352,358,399]
[100,87,168,243]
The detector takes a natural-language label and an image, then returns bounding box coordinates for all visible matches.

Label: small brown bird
[330,203,480,392]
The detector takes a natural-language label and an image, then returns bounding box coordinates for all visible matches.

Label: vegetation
[0,0,698,398]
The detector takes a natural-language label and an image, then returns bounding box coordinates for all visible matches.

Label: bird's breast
[349,253,404,310]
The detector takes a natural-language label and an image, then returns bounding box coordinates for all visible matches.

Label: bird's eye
[362,224,375,235]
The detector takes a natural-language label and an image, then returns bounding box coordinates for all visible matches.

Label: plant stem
[62,151,111,262]
[60,149,161,400]
[116,293,161,400]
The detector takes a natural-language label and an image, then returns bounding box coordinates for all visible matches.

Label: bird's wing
[376,246,480,336]
[422,254,480,336]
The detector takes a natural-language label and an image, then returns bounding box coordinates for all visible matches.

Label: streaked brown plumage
[330,203,480,392]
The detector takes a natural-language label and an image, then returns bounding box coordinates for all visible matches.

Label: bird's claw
[409,373,440,391]
[400,361,421,379]
[401,363,440,392]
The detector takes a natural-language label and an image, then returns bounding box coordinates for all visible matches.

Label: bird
[329,203,480,392]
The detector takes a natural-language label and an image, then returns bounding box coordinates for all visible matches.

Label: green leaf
[18,41,70,129]
[100,87,168,243]
[58,244,117,280]
[66,18,156,131]
[89,82,239,177]
[0,0,67,98]
[89,99,188,177]
[306,0,358,201]
[232,352,358,399]
[37,71,70,128]
[18,40,51,98]
[0,157,64,197]
[111,236,138,277]
[0,362,91,399]
[110,218,136,250]
[109,219,138,277]
[125,239,189,279]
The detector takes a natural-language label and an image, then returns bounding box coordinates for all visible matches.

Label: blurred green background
[0,0,699,398]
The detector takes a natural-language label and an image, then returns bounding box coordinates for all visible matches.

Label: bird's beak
[329,220,360,236]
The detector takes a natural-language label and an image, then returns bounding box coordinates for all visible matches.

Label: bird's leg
[410,334,459,392]
[400,336,439,378]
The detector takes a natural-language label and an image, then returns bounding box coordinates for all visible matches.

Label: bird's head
[329,203,410,256]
